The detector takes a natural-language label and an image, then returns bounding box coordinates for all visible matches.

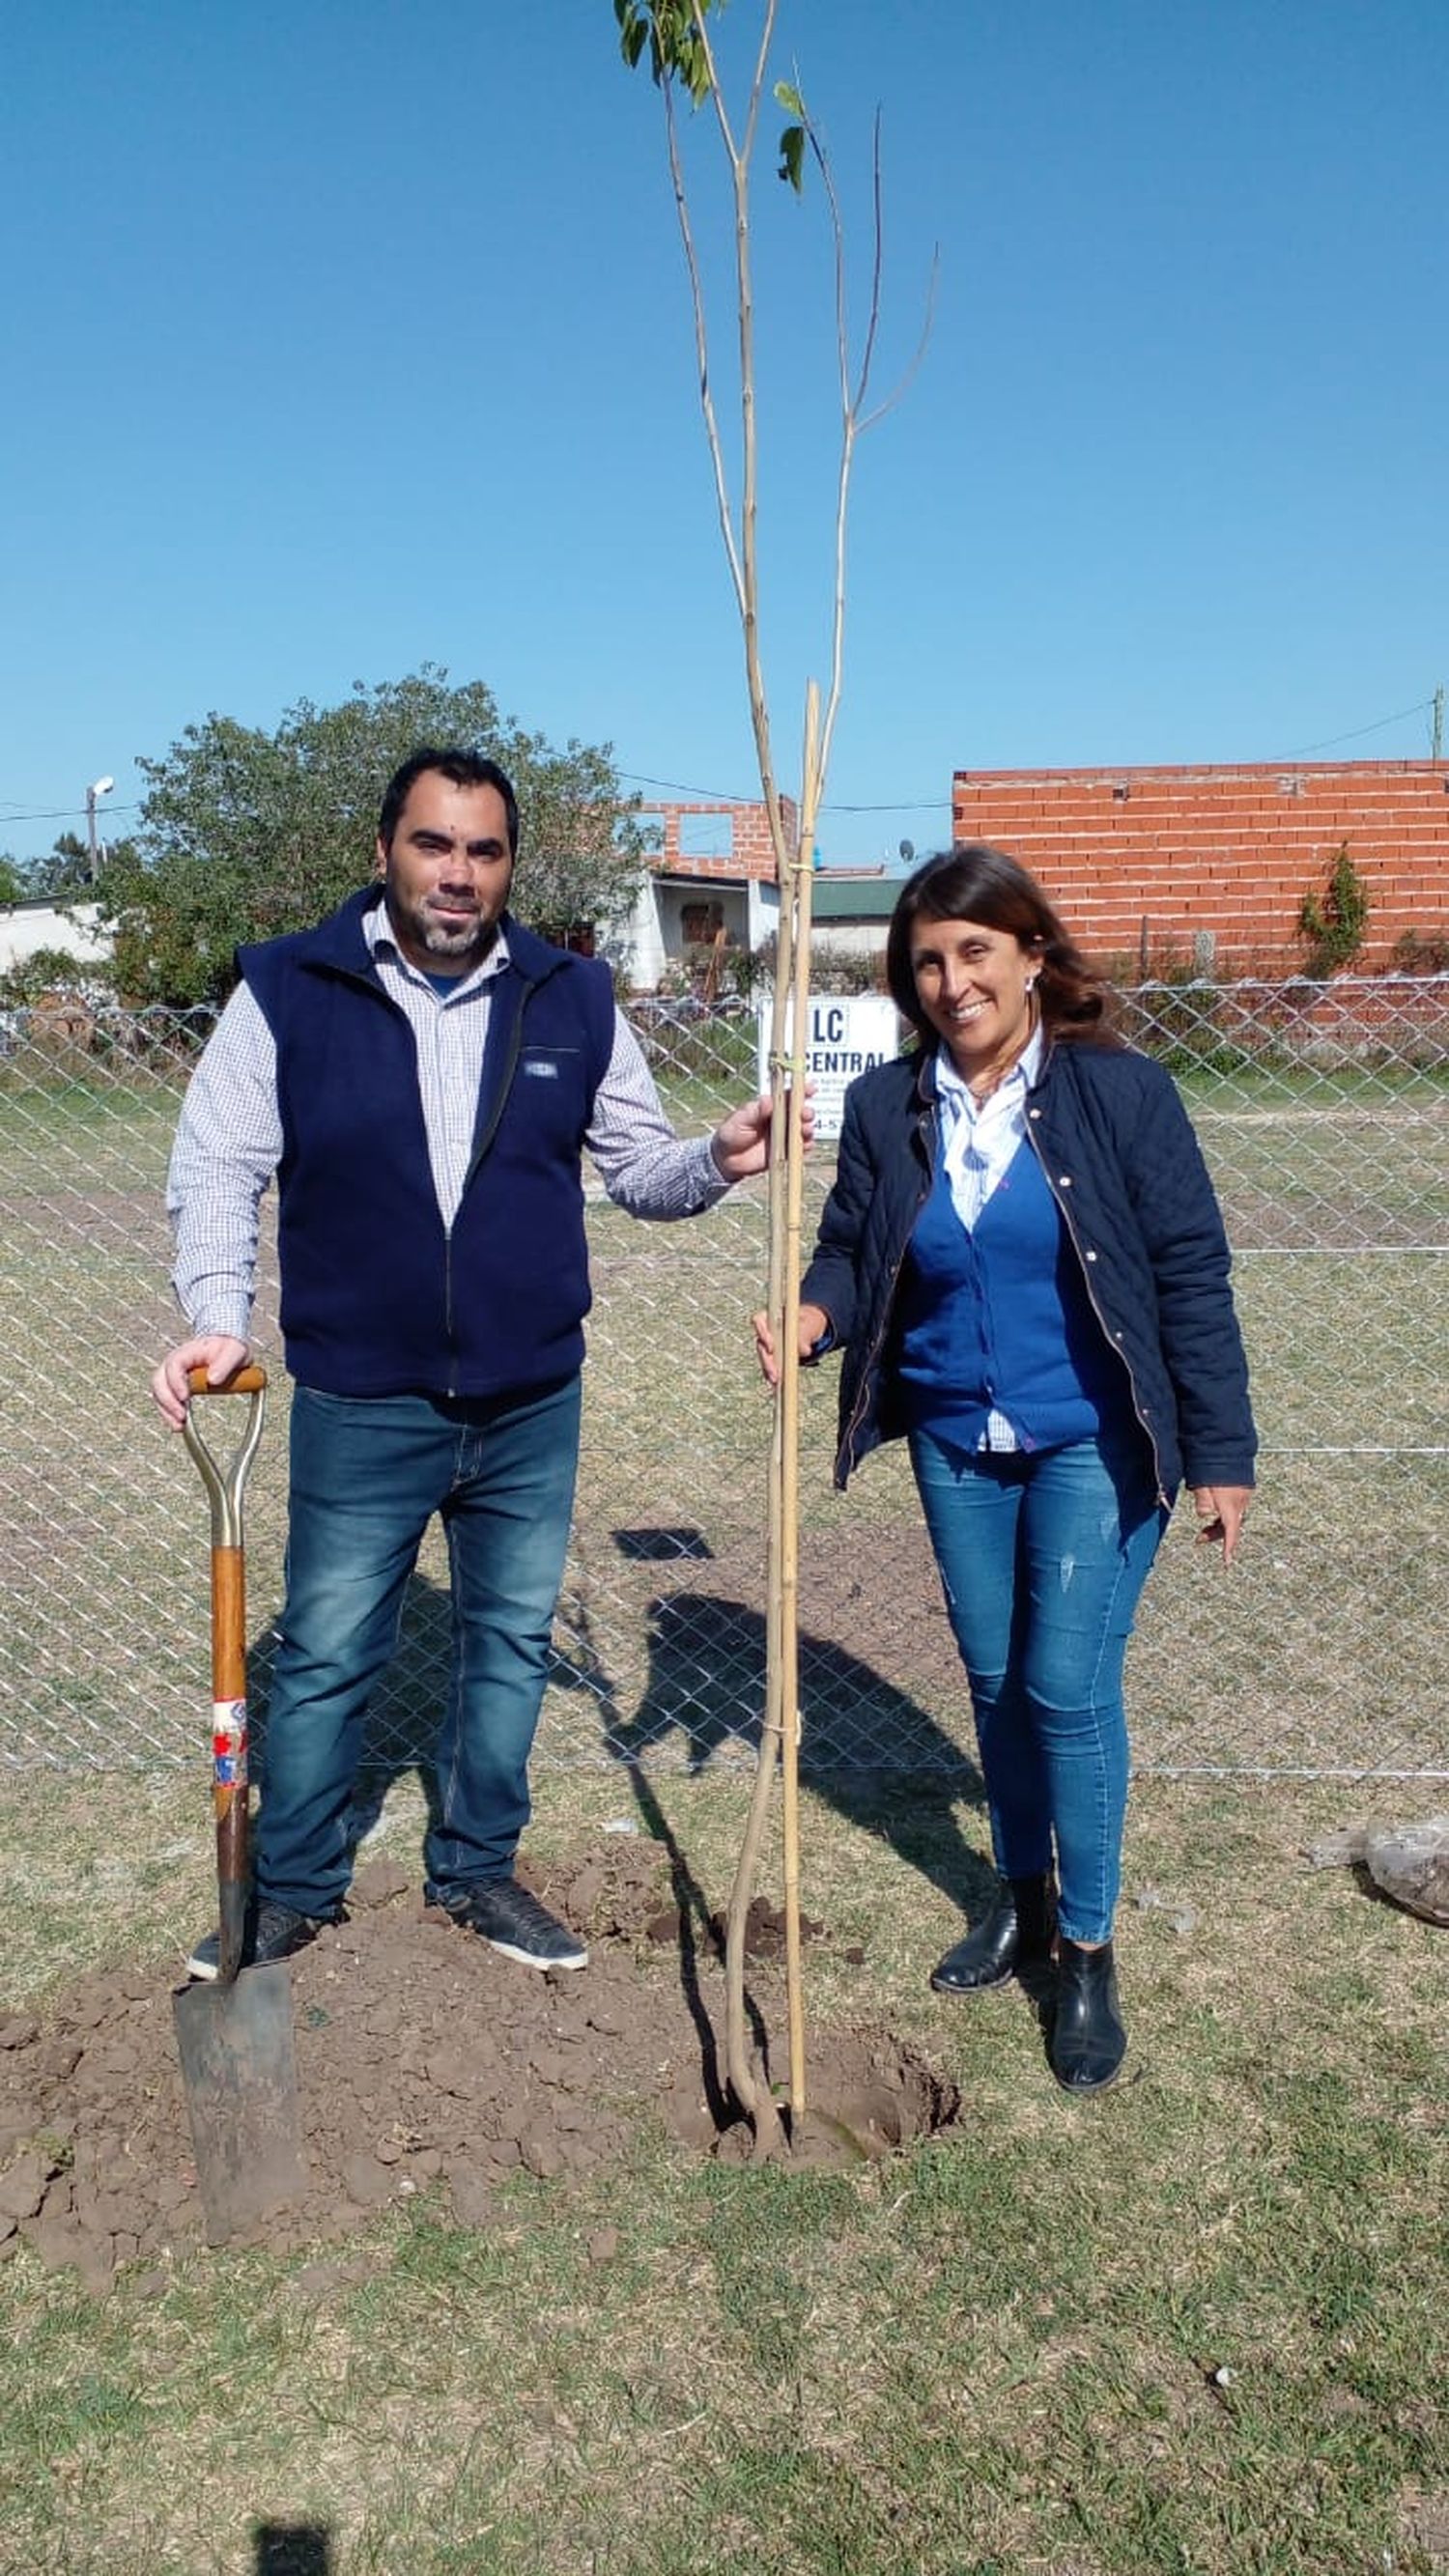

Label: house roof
[810,875,901,923]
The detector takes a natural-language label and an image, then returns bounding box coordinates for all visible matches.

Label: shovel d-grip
[183,1363,267,1984]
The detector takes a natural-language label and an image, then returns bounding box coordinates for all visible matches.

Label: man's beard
[388,891,499,969]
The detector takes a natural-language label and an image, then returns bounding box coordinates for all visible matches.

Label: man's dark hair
[378,748,520,858]
[886,843,1113,1046]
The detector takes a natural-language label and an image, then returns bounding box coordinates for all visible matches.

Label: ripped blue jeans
[909,1428,1170,1943]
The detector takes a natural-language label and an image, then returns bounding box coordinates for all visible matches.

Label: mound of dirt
[0,1840,959,2292]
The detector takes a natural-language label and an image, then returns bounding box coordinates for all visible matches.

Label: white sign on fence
[755,994,901,1141]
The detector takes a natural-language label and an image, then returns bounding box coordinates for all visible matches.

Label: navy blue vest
[896,1140,1125,1452]
[239,892,616,1400]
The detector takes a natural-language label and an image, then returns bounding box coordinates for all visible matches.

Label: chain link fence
[2,976,1445,1785]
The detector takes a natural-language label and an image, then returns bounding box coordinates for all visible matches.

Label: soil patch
[0,1838,959,2291]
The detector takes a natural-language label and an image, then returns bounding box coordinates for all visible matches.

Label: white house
[621,797,899,989]
[0,898,112,976]
[622,800,791,990]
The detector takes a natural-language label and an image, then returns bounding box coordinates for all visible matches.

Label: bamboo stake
[721,751,796,2154]
[722,678,821,2151]
[778,682,821,2119]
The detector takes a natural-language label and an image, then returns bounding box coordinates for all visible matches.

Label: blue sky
[4,0,1446,871]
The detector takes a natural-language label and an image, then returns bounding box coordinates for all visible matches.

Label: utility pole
[86,775,114,881]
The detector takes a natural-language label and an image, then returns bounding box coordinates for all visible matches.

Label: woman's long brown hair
[886,844,1116,1048]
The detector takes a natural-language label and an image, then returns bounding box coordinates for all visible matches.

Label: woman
[756,846,1256,2093]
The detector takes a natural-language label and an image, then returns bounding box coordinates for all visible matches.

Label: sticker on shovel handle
[212,1700,248,1788]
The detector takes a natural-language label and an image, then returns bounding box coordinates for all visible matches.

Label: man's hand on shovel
[151,1335,250,1430]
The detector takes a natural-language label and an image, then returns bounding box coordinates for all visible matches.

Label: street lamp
[86,776,114,882]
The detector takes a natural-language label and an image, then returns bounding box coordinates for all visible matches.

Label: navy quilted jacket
[800,1037,1258,1499]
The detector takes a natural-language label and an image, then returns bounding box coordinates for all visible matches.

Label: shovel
[172,1362,308,2243]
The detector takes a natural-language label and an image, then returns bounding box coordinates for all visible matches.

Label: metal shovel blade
[174,1964,309,2244]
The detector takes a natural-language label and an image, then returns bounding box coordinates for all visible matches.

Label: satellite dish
[898,838,915,865]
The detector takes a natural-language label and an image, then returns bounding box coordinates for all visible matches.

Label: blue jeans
[909,1428,1169,1944]
[256,1377,581,1916]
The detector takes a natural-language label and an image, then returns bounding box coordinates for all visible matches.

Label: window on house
[677,812,734,859]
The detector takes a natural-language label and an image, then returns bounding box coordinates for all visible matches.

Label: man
[153,746,794,1978]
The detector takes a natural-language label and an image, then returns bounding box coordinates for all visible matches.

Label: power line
[618,771,752,799]
[1282,698,1435,757]
[11,694,1437,836]
[626,703,1449,804]
[618,768,945,810]
[826,796,950,813]
[0,800,142,826]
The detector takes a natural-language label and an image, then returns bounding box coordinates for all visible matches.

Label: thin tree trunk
[723,682,819,2147]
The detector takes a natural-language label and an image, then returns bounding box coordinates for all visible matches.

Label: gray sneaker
[185,1898,340,1982]
[435,1878,588,1971]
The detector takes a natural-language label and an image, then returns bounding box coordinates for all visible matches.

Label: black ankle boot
[930,1874,1057,1995]
[1050,1939,1126,2091]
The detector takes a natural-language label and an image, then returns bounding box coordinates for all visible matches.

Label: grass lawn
[0,1037,1445,2572]
[0,1762,1445,2576]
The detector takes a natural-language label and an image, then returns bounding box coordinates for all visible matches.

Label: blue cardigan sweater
[238,889,616,1400]
[800,1037,1258,1499]
[895,1144,1125,1452]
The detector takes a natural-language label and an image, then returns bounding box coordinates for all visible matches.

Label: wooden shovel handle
[210,1544,247,1706]
[187,1362,268,1397]
[210,1551,248,1904]
[179,1367,269,1975]
[207,1536,250,1977]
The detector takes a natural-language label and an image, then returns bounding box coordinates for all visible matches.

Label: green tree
[0,855,25,906]
[24,832,101,898]
[96,668,646,1005]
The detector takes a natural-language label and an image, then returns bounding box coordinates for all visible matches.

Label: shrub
[1297,842,1370,977]
[1389,928,1449,977]
[0,948,116,1007]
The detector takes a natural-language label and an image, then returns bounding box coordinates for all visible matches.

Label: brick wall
[950,762,1449,971]
[642,799,797,884]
